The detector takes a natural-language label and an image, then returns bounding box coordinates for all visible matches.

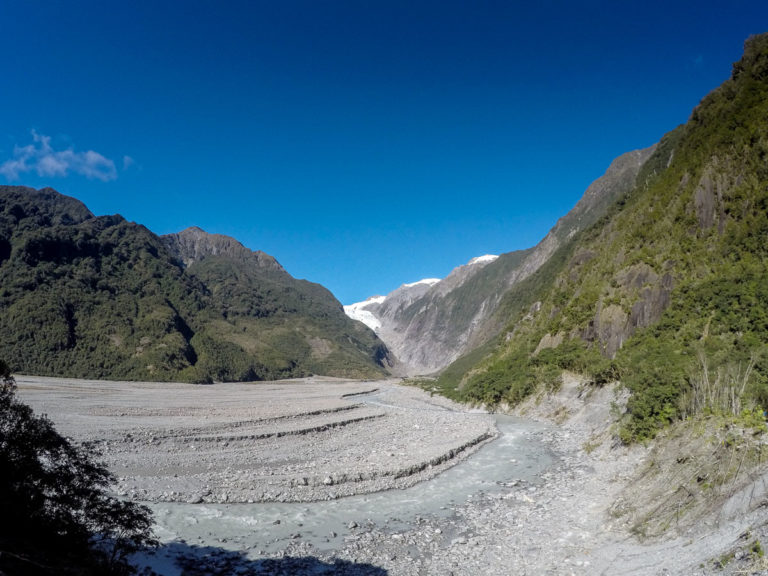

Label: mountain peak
[163,227,283,271]
[0,185,94,226]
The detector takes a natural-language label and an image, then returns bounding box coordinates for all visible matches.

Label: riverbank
[331,375,768,575]
[16,375,768,574]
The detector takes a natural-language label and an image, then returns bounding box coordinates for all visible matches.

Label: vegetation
[0,188,389,382]
[439,33,768,441]
[0,360,156,575]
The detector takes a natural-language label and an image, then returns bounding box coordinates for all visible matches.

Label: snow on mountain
[468,254,498,265]
[403,278,441,288]
[343,296,385,331]
[343,259,496,337]
[344,279,442,333]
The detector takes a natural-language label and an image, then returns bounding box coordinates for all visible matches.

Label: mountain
[346,146,654,375]
[0,187,390,381]
[344,278,442,333]
[162,226,392,379]
[163,226,283,270]
[345,258,500,374]
[439,33,768,443]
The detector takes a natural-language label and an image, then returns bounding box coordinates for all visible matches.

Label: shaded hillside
[441,34,768,442]
[0,188,389,381]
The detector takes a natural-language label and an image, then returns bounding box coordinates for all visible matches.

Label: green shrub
[0,361,156,574]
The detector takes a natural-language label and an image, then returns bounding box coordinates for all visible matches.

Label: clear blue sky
[1,1,766,304]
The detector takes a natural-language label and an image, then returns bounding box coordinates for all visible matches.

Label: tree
[0,361,156,575]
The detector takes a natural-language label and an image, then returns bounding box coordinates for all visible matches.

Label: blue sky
[1,1,767,304]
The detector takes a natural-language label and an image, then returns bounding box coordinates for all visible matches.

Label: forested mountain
[0,188,390,381]
[437,33,768,442]
[347,146,654,375]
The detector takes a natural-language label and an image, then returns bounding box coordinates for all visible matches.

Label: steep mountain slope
[442,33,768,442]
[347,146,654,375]
[163,227,392,379]
[346,257,511,374]
[349,278,441,329]
[0,187,389,381]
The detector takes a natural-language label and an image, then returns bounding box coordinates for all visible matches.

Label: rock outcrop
[163,226,283,271]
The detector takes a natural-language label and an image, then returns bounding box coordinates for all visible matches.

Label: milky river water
[148,409,554,557]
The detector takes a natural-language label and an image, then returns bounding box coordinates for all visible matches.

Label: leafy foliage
[0,360,156,575]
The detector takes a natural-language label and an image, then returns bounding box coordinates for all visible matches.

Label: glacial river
[148,411,554,557]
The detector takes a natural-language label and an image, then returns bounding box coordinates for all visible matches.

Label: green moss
[751,539,765,559]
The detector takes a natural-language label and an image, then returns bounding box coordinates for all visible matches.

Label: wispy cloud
[0,130,118,182]
[122,155,136,170]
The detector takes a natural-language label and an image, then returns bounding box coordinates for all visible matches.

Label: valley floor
[15,376,496,504]
[15,376,768,575]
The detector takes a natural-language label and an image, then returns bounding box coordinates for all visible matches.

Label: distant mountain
[346,145,654,375]
[441,33,768,442]
[345,257,502,374]
[0,187,390,381]
[344,278,442,332]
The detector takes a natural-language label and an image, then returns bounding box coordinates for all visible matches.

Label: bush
[0,360,156,575]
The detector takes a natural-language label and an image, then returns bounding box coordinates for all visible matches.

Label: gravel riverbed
[16,376,495,505]
[16,375,768,575]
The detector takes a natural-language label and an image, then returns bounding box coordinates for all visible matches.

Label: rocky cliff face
[163,226,283,271]
[345,146,655,375]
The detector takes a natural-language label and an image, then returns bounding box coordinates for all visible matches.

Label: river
[149,412,554,557]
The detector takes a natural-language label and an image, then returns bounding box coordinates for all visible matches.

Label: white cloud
[122,155,135,170]
[0,130,118,182]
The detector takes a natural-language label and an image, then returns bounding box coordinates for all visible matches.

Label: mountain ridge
[163,226,284,271]
[0,186,390,381]
[346,145,655,375]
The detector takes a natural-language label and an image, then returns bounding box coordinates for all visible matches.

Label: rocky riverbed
[16,376,496,504]
[16,375,768,575]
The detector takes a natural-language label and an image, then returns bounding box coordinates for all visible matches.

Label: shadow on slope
[140,541,389,576]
